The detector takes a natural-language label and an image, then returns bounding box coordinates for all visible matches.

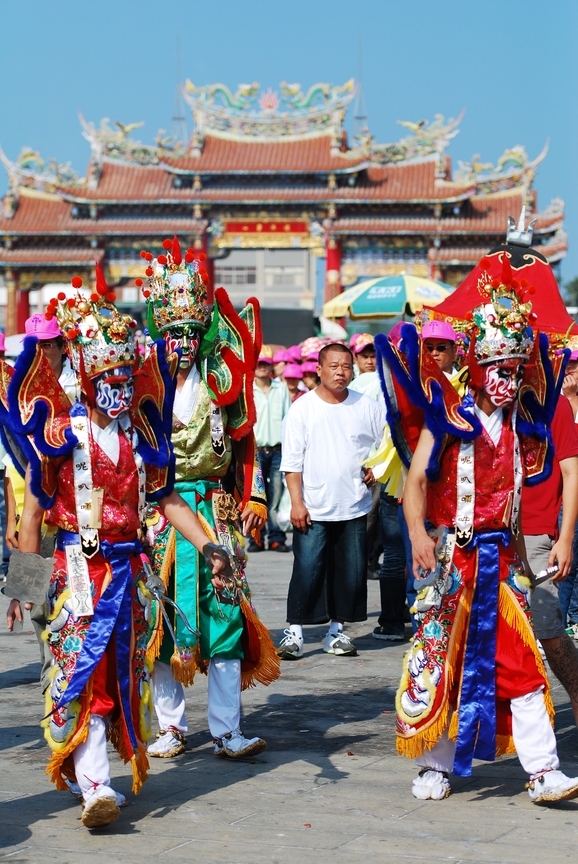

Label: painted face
[94,366,134,419]
[482,361,524,408]
[164,324,201,369]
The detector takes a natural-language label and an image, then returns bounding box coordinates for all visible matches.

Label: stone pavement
[1,548,578,864]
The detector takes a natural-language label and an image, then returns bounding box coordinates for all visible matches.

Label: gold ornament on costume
[468,254,536,366]
[138,235,212,337]
[46,265,137,380]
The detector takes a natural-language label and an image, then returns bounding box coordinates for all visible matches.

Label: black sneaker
[270,542,291,553]
[372,626,404,641]
[248,541,265,553]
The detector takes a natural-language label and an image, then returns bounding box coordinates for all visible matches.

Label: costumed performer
[4,267,233,829]
[139,236,279,761]
[377,253,578,804]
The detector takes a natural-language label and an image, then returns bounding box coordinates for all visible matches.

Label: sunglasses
[425,344,450,353]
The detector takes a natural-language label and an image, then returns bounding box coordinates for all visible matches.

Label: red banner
[224,220,309,234]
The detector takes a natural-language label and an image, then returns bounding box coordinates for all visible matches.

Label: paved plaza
[1,548,578,863]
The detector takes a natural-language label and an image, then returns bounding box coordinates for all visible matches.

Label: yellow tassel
[170,647,199,686]
[245,501,268,544]
[240,596,281,690]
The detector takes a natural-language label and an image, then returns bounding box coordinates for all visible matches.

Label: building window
[265,266,305,288]
[214,266,257,286]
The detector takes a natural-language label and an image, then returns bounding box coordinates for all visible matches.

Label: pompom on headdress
[45,264,137,398]
[137,235,212,338]
[468,253,537,367]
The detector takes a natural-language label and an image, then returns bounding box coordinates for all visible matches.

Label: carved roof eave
[158,158,370,176]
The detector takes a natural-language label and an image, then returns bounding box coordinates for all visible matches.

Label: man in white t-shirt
[278,343,384,658]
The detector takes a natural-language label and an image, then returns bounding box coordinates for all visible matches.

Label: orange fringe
[44,681,93,791]
[498,581,555,726]
[110,717,149,795]
[170,646,200,687]
[240,596,281,690]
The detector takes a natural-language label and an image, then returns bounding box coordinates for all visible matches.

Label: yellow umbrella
[323,275,453,319]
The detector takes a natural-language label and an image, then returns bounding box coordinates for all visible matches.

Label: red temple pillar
[325,236,342,303]
[5,269,18,336]
[17,288,30,333]
[199,232,214,304]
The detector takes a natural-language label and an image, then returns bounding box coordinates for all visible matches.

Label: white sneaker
[278,629,304,660]
[323,632,357,656]
[214,729,267,759]
[412,769,451,800]
[81,785,121,829]
[566,623,578,641]
[147,727,187,758]
[527,770,578,803]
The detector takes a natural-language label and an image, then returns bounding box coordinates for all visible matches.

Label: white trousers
[151,657,241,740]
[73,714,110,800]
[417,687,559,777]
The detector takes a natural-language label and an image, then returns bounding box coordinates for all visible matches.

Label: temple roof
[0,246,105,266]
[163,134,366,173]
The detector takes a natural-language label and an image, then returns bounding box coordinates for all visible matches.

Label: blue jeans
[378,490,407,634]
[559,522,578,626]
[287,516,367,624]
[398,505,419,633]
[0,470,8,576]
[258,447,286,546]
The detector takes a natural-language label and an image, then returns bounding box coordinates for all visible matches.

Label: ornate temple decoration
[0,78,567,336]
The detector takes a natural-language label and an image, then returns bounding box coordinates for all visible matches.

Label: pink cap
[0,333,5,352]
[305,350,319,361]
[25,313,62,341]
[273,348,291,363]
[570,350,578,361]
[283,362,304,379]
[287,345,303,362]
[421,319,457,342]
[349,332,375,355]
[301,361,318,374]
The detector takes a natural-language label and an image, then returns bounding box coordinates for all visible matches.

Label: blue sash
[51,532,142,751]
[453,529,509,777]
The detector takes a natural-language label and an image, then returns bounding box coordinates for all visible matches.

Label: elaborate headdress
[469,254,536,366]
[45,264,137,392]
[138,235,211,337]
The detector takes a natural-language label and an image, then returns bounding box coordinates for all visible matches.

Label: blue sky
[1,0,576,279]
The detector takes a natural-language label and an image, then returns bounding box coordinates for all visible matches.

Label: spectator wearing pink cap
[283,362,305,403]
[273,348,291,380]
[350,333,376,375]
[420,319,458,377]
[301,361,319,391]
[253,347,292,552]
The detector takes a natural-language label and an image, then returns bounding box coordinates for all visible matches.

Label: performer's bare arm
[6,465,44,630]
[285,471,311,531]
[403,425,437,578]
[549,455,578,580]
[513,499,532,578]
[158,489,232,589]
